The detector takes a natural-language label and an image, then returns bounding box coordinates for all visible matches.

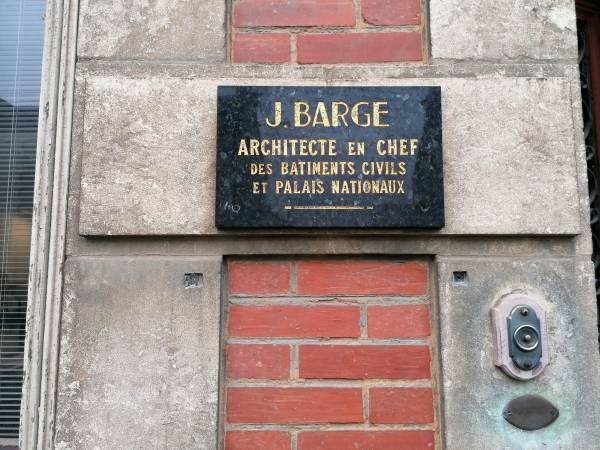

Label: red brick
[296,260,428,296]
[234,0,356,27]
[227,387,363,423]
[362,0,421,26]
[227,344,290,379]
[228,305,360,338]
[368,304,430,339]
[228,261,291,294]
[226,431,291,450]
[299,345,430,379]
[233,33,291,63]
[298,431,435,450]
[297,32,422,64]
[369,388,435,424]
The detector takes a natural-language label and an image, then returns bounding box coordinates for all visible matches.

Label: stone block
[78,76,216,235]
[78,0,226,60]
[54,257,222,450]
[436,257,600,449]
[430,0,577,61]
[77,75,580,235]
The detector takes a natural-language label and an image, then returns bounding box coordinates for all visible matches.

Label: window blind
[0,0,46,444]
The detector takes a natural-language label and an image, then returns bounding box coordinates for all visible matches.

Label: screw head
[520,307,529,316]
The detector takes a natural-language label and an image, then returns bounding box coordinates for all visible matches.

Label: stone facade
[43,0,600,449]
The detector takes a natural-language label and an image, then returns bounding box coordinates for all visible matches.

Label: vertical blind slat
[0,0,46,441]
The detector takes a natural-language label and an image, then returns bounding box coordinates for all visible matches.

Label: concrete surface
[430,0,577,61]
[77,75,580,236]
[54,257,222,450]
[78,77,217,235]
[77,0,226,61]
[437,257,600,450]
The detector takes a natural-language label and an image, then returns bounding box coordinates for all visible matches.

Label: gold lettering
[266,102,282,127]
[376,138,417,156]
[332,102,349,127]
[238,139,249,156]
[347,141,365,156]
[250,139,260,156]
[312,102,331,127]
[399,139,408,155]
[294,102,311,127]
[351,102,371,127]
[373,102,389,127]
[275,180,284,193]
[410,139,418,155]
[251,181,269,194]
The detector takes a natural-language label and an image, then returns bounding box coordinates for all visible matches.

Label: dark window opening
[0,1,46,446]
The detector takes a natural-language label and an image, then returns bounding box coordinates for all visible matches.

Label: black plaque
[216,86,443,228]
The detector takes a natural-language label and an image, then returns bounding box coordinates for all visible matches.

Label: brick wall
[231,0,424,64]
[223,258,437,450]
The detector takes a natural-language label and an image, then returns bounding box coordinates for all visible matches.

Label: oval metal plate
[503,395,559,431]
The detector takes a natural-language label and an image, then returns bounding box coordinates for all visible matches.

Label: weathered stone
[440,77,580,235]
[54,257,222,450]
[78,0,226,60]
[430,0,577,61]
[78,75,580,236]
[437,257,600,450]
[78,77,217,235]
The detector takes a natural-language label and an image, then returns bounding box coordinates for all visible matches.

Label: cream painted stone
[430,0,577,61]
[78,75,581,235]
[54,257,222,450]
[78,0,226,60]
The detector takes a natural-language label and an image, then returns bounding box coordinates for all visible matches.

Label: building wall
[50,0,600,449]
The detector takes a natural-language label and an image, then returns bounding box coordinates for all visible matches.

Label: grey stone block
[54,257,222,450]
[78,0,226,60]
[440,77,580,235]
[430,0,577,61]
[77,75,580,236]
[78,77,217,235]
[436,257,600,450]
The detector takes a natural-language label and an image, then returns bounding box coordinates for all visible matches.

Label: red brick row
[370,387,434,423]
[297,32,422,64]
[232,33,291,64]
[362,0,421,26]
[229,260,428,296]
[229,261,291,295]
[233,0,421,27]
[227,344,290,380]
[226,431,290,450]
[296,260,428,295]
[228,305,361,338]
[225,430,434,450]
[227,387,364,424]
[226,387,434,424]
[297,430,434,450]
[299,345,431,379]
[368,304,430,338]
[233,32,422,64]
[234,0,356,27]
[228,304,430,339]
[227,343,430,380]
